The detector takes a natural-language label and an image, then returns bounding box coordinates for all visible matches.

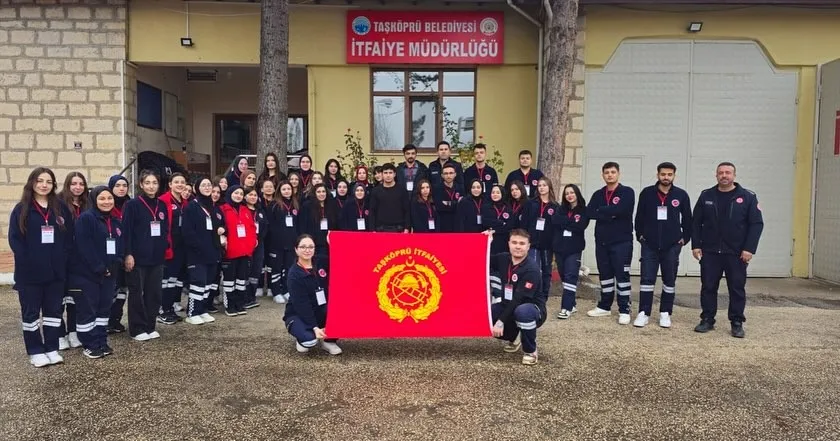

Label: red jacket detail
[219,203,257,259]
[159,191,188,260]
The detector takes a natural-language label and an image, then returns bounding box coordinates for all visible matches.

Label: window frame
[137,81,163,131]
[370,67,477,153]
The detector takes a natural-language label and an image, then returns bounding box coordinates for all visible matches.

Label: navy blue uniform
[482,202,514,254]
[433,183,463,233]
[9,201,74,356]
[395,161,428,194]
[181,198,224,317]
[409,199,439,233]
[489,253,544,354]
[635,184,692,317]
[68,204,123,352]
[456,196,486,233]
[505,168,545,199]
[107,175,130,331]
[551,205,590,312]
[267,198,300,298]
[339,197,373,231]
[283,258,336,348]
[245,205,269,306]
[300,199,337,259]
[160,192,188,317]
[428,158,465,189]
[692,183,764,325]
[588,184,635,314]
[464,164,499,199]
[522,199,560,297]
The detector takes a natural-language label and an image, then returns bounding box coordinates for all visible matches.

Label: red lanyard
[297,262,314,276]
[473,199,481,214]
[605,189,615,205]
[282,200,292,214]
[425,201,434,219]
[539,201,548,217]
[657,191,668,206]
[567,210,573,219]
[405,164,416,180]
[33,202,50,224]
[328,178,336,190]
[522,170,529,185]
[73,204,81,219]
[512,202,521,214]
[301,172,311,188]
[319,205,325,219]
[507,262,520,284]
[104,216,113,237]
[356,200,365,218]
[112,206,123,220]
[138,197,160,219]
[445,188,456,201]
[477,166,485,180]
[494,204,506,219]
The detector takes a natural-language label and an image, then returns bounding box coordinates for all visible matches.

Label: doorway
[213,114,309,175]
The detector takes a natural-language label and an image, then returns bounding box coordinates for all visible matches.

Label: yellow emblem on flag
[377,255,442,323]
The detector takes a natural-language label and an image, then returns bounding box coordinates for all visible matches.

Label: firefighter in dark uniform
[691,162,764,338]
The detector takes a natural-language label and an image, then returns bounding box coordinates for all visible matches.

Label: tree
[256,0,290,175]
[539,0,579,186]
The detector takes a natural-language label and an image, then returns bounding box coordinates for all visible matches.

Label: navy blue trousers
[161,251,186,314]
[71,275,116,351]
[555,252,582,311]
[187,263,217,317]
[246,242,266,303]
[595,241,633,314]
[527,248,552,297]
[17,281,64,355]
[639,243,681,315]
[285,315,336,346]
[700,252,748,324]
[268,248,296,296]
[491,302,543,354]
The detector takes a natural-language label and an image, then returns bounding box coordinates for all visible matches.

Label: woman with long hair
[258,152,287,191]
[56,171,89,350]
[240,170,258,191]
[482,184,515,254]
[267,181,300,304]
[339,183,372,231]
[551,184,590,320]
[324,159,344,196]
[300,183,338,259]
[507,180,528,227]
[522,177,560,300]
[217,176,229,194]
[107,175,131,333]
[409,179,438,233]
[287,171,302,203]
[353,165,370,192]
[9,167,75,367]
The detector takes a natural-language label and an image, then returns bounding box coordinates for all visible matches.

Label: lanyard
[33,202,50,224]
[507,262,520,284]
[657,191,668,206]
[112,205,123,220]
[138,196,160,219]
[445,188,456,201]
[494,204,506,219]
[73,204,81,219]
[522,170,530,185]
[605,188,615,205]
[200,205,211,218]
[282,200,293,214]
[297,262,314,276]
[301,171,312,188]
[319,205,325,219]
[539,201,548,217]
[512,202,521,214]
[104,216,113,238]
[425,201,433,219]
[477,166,485,180]
[356,200,365,218]
[405,164,416,180]
[473,199,482,214]
[567,210,573,219]
[328,178,336,190]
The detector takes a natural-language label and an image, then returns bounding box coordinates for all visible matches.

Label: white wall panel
[813,59,840,282]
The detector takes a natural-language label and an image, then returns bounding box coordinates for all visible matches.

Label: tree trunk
[538,0,579,186]
[256,0,290,175]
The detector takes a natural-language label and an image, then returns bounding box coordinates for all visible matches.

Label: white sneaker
[295,342,310,353]
[133,332,151,342]
[200,313,216,323]
[522,352,538,365]
[557,308,576,319]
[267,289,273,297]
[45,351,64,365]
[173,303,184,313]
[68,332,82,348]
[659,312,672,328]
[274,294,287,304]
[284,293,290,301]
[30,353,50,367]
[185,315,205,325]
[58,337,70,351]
[148,331,161,339]
[503,335,521,353]
[618,313,631,325]
[633,312,649,328]
[255,288,264,297]
[587,307,611,317]
[321,341,343,355]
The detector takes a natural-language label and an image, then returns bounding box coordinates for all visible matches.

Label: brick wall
[0,0,132,251]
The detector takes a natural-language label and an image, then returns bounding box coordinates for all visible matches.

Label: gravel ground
[0,281,838,441]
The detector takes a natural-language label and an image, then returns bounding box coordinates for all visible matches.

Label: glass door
[215,114,257,175]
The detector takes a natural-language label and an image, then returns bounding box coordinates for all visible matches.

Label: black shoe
[107,323,126,334]
[83,348,105,359]
[236,307,248,316]
[156,313,178,325]
[225,309,238,317]
[694,320,715,333]
[731,322,745,338]
[207,305,219,314]
[244,300,260,310]
[101,345,114,356]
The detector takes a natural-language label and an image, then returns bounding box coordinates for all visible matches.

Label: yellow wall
[585,6,840,277]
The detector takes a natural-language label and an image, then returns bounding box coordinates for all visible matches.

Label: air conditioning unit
[186,69,218,83]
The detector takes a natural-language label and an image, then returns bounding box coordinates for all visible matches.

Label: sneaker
[659,312,672,328]
[68,332,82,348]
[133,333,151,342]
[156,314,177,325]
[83,348,105,359]
[267,289,274,297]
[236,309,248,316]
[199,313,216,323]
[557,309,572,320]
[207,305,220,314]
[255,288,264,297]
[244,300,260,309]
[731,322,745,338]
[225,309,238,317]
[173,303,184,313]
[148,331,161,339]
[503,335,521,353]
[618,313,631,325]
[274,295,287,304]
[633,312,649,328]
[694,320,715,333]
[101,345,114,356]
[587,307,611,317]
[107,323,126,334]
[185,315,205,325]
[45,351,64,365]
[295,342,310,353]
[30,353,50,368]
[321,341,343,355]
[522,352,538,365]
[58,337,70,351]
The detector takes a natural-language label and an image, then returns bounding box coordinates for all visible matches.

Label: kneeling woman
[69,186,124,359]
[283,234,341,355]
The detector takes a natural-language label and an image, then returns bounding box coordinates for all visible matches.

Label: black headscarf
[88,185,115,217]
[193,177,214,212]
[108,175,130,209]
[225,185,243,210]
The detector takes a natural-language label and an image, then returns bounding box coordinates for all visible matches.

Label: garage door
[584,40,797,277]
[813,58,840,283]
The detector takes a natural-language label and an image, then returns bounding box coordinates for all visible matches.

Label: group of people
[8,140,764,367]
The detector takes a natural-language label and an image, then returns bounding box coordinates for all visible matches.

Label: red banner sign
[834,110,840,156]
[346,10,504,64]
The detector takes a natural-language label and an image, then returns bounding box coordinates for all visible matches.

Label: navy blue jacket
[283,258,329,329]
[181,199,224,265]
[522,199,560,250]
[587,184,635,246]
[395,160,429,194]
[122,194,169,266]
[692,183,764,255]
[456,196,486,233]
[432,182,463,233]
[300,200,338,250]
[490,253,544,324]
[551,205,590,255]
[482,202,514,250]
[428,158,465,189]
[409,199,439,233]
[70,208,124,282]
[635,184,692,251]
[267,198,300,252]
[464,164,499,199]
[339,198,372,231]
[249,205,269,243]
[8,201,74,286]
[505,168,545,199]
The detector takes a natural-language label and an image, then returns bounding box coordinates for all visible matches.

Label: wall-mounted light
[180,37,193,47]
[687,22,703,33]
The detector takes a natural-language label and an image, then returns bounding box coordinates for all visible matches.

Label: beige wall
[134,65,192,155]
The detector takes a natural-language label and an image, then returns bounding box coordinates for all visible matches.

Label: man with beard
[633,162,692,328]
[692,162,763,338]
[395,144,428,194]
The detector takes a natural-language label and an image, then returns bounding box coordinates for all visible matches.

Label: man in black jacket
[691,162,764,338]
[427,141,464,189]
[369,163,410,232]
[395,144,428,194]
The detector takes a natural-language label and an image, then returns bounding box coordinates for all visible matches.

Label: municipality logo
[352,16,371,35]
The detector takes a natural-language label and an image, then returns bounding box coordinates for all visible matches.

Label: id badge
[504,284,514,301]
[657,206,668,220]
[563,230,573,237]
[205,217,213,230]
[41,226,55,244]
[315,289,327,306]
[476,215,482,225]
[150,221,161,237]
[320,218,328,231]
[178,216,182,227]
[255,222,260,234]
[535,217,546,231]
[357,218,366,230]
[443,201,451,206]
[330,190,337,198]
[285,215,294,227]
[428,219,436,230]
[525,186,531,196]
[106,238,116,255]
[236,224,246,238]
[406,181,414,192]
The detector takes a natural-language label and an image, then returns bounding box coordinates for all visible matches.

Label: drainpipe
[120,59,127,193]
[506,0,542,155]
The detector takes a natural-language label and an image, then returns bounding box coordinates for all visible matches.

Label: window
[371,69,476,151]
[137,81,162,130]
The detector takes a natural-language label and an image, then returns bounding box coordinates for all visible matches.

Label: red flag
[326,231,492,338]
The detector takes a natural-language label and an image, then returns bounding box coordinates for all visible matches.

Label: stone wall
[0,0,131,251]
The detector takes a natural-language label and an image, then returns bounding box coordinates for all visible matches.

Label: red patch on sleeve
[524,282,533,289]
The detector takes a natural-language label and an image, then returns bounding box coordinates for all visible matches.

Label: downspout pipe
[506,0,542,157]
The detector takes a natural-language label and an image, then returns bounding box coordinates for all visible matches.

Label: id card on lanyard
[474,200,482,225]
[425,202,435,230]
[504,262,520,301]
[535,202,548,231]
[657,192,668,220]
[283,202,295,227]
[33,203,54,244]
[139,197,162,237]
[105,217,116,255]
